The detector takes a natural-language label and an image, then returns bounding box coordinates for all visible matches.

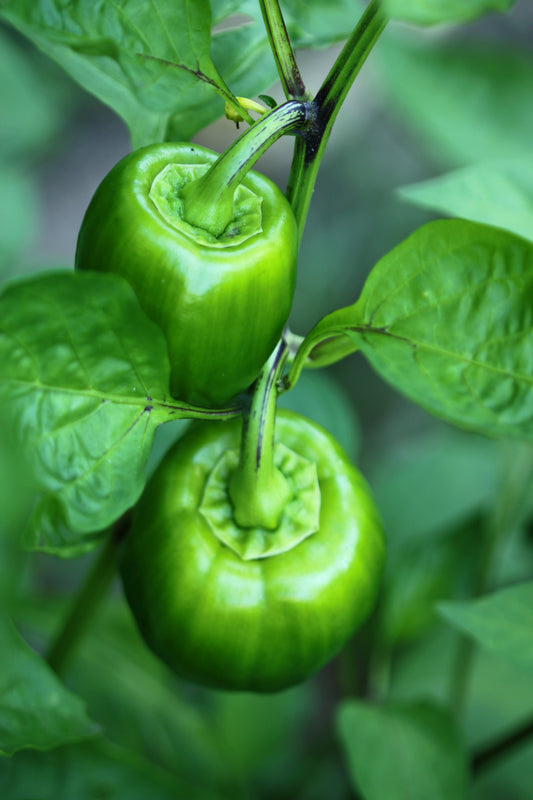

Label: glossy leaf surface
[291,220,533,440]
[0,271,188,555]
[439,581,533,670]
[399,157,533,244]
[337,700,469,800]
[0,618,96,756]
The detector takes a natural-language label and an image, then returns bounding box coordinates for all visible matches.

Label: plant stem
[449,446,533,713]
[473,716,533,775]
[259,0,309,100]
[45,517,129,677]
[181,100,311,237]
[229,340,291,530]
[286,0,388,239]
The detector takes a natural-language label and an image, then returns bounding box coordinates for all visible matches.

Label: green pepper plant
[1,1,533,798]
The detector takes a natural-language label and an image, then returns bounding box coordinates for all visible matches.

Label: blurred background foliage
[1,1,533,798]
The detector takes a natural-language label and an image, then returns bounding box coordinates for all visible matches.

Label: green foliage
[337,700,469,800]
[0,271,179,555]
[377,36,533,166]
[0,618,96,756]
[1,1,532,797]
[0,739,208,800]
[291,220,533,440]
[399,157,533,243]
[383,0,516,26]
[0,0,360,148]
[439,582,533,670]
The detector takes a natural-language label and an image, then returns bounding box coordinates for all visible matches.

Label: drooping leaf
[0,0,364,147]
[0,0,231,148]
[0,617,96,756]
[0,271,195,555]
[439,581,533,670]
[376,36,533,166]
[337,699,469,800]
[290,220,533,441]
[383,0,515,27]
[399,157,533,244]
[0,739,214,800]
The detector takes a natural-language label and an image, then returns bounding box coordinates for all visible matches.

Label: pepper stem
[181,100,310,238]
[229,340,290,530]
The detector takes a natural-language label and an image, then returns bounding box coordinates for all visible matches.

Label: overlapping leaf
[0,618,96,756]
[399,157,533,244]
[0,739,212,800]
[0,0,363,147]
[290,220,533,440]
[337,700,469,800]
[439,581,533,670]
[0,271,181,554]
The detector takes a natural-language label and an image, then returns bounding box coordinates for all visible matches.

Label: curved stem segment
[259,0,309,100]
[45,517,129,677]
[286,0,387,239]
[182,100,311,237]
[229,340,290,530]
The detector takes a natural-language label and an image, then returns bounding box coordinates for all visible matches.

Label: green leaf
[377,37,533,166]
[399,157,533,244]
[0,618,96,756]
[291,220,533,440]
[0,739,211,800]
[0,271,180,555]
[337,699,469,800]
[0,411,33,607]
[0,0,363,147]
[383,0,515,26]
[439,581,533,670]
[0,0,231,148]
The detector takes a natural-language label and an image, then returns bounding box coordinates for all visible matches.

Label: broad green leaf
[0,617,96,755]
[0,271,187,555]
[399,158,533,244]
[337,699,469,800]
[439,582,533,670]
[0,0,231,148]
[290,220,533,441]
[0,739,213,800]
[0,411,33,608]
[20,599,228,790]
[377,37,533,166]
[0,0,362,148]
[383,0,515,26]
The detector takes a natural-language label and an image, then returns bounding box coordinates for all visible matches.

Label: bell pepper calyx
[199,442,320,560]
[149,162,263,247]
